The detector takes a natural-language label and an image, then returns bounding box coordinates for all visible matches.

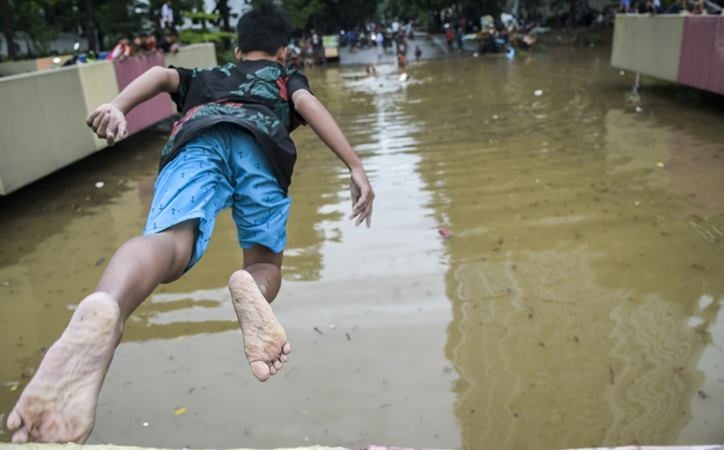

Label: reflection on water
[1,47,723,448]
[401,50,724,448]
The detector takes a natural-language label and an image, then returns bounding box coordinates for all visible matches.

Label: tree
[84,0,97,51]
[0,0,17,59]
[282,0,324,31]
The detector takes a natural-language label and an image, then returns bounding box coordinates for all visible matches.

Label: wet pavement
[1,47,724,449]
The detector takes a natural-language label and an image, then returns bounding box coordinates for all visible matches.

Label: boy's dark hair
[236,1,292,55]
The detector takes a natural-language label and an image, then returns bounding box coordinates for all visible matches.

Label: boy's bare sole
[6,293,122,443]
[228,270,291,381]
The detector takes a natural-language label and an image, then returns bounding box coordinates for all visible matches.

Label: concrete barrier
[0,444,719,450]
[0,65,97,195]
[0,58,42,76]
[611,14,724,95]
[0,43,216,195]
[112,52,171,135]
[0,55,74,77]
[678,15,724,94]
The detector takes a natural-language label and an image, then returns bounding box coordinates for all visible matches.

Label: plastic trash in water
[506,47,516,61]
[95,181,105,189]
[534,89,543,96]
[635,106,642,113]
[399,73,409,82]
[174,407,187,416]
[438,227,453,239]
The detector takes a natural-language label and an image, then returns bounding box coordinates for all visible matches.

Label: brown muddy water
[1,47,724,449]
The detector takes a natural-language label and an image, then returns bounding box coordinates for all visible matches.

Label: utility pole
[0,0,17,60]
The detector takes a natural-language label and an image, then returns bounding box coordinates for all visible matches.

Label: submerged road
[1,47,724,448]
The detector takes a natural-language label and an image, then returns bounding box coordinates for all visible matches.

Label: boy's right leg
[6,220,196,444]
[228,246,290,382]
[225,128,292,383]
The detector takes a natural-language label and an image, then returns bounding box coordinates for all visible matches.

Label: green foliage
[186,11,220,22]
[179,28,234,44]
[7,0,76,55]
[96,1,147,41]
[283,0,324,30]
[179,28,236,63]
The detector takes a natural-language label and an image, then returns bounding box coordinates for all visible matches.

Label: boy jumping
[6,2,373,443]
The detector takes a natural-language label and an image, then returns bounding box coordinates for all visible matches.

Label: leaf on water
[174,407,187,416]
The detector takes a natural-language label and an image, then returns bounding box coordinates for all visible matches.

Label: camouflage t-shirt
[161,59,311,194]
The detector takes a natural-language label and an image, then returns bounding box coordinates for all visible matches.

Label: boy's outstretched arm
[86,66,180,145]
[292,89,375,227]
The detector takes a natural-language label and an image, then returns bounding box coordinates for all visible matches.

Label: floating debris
[142,421,149,427]
[174,407,187,416]
[437,227,453,239]
[95,181,105,189]
[534,89,543,96]
[313,326,324,335]
[656,162,665,168]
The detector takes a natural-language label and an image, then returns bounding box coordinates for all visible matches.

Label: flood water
[1,47,724,449]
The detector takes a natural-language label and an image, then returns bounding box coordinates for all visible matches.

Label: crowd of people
[105,0,180,61]
[620,0,722,14]
[287,30,326,68]
[106,31,180,61]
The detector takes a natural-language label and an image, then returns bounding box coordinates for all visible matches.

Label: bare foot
[228,270,291,382]
[6,292,122,443]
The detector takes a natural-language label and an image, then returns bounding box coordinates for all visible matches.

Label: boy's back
[163,60,311,191]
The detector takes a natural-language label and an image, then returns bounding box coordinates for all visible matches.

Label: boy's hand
[350,168,374,227]
[86,103,128,145]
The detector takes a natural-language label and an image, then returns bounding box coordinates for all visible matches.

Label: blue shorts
[144,124,291,270]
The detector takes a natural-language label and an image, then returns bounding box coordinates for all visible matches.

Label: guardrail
[0,43,216,196]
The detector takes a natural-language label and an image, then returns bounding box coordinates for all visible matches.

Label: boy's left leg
[6,222,197,443]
